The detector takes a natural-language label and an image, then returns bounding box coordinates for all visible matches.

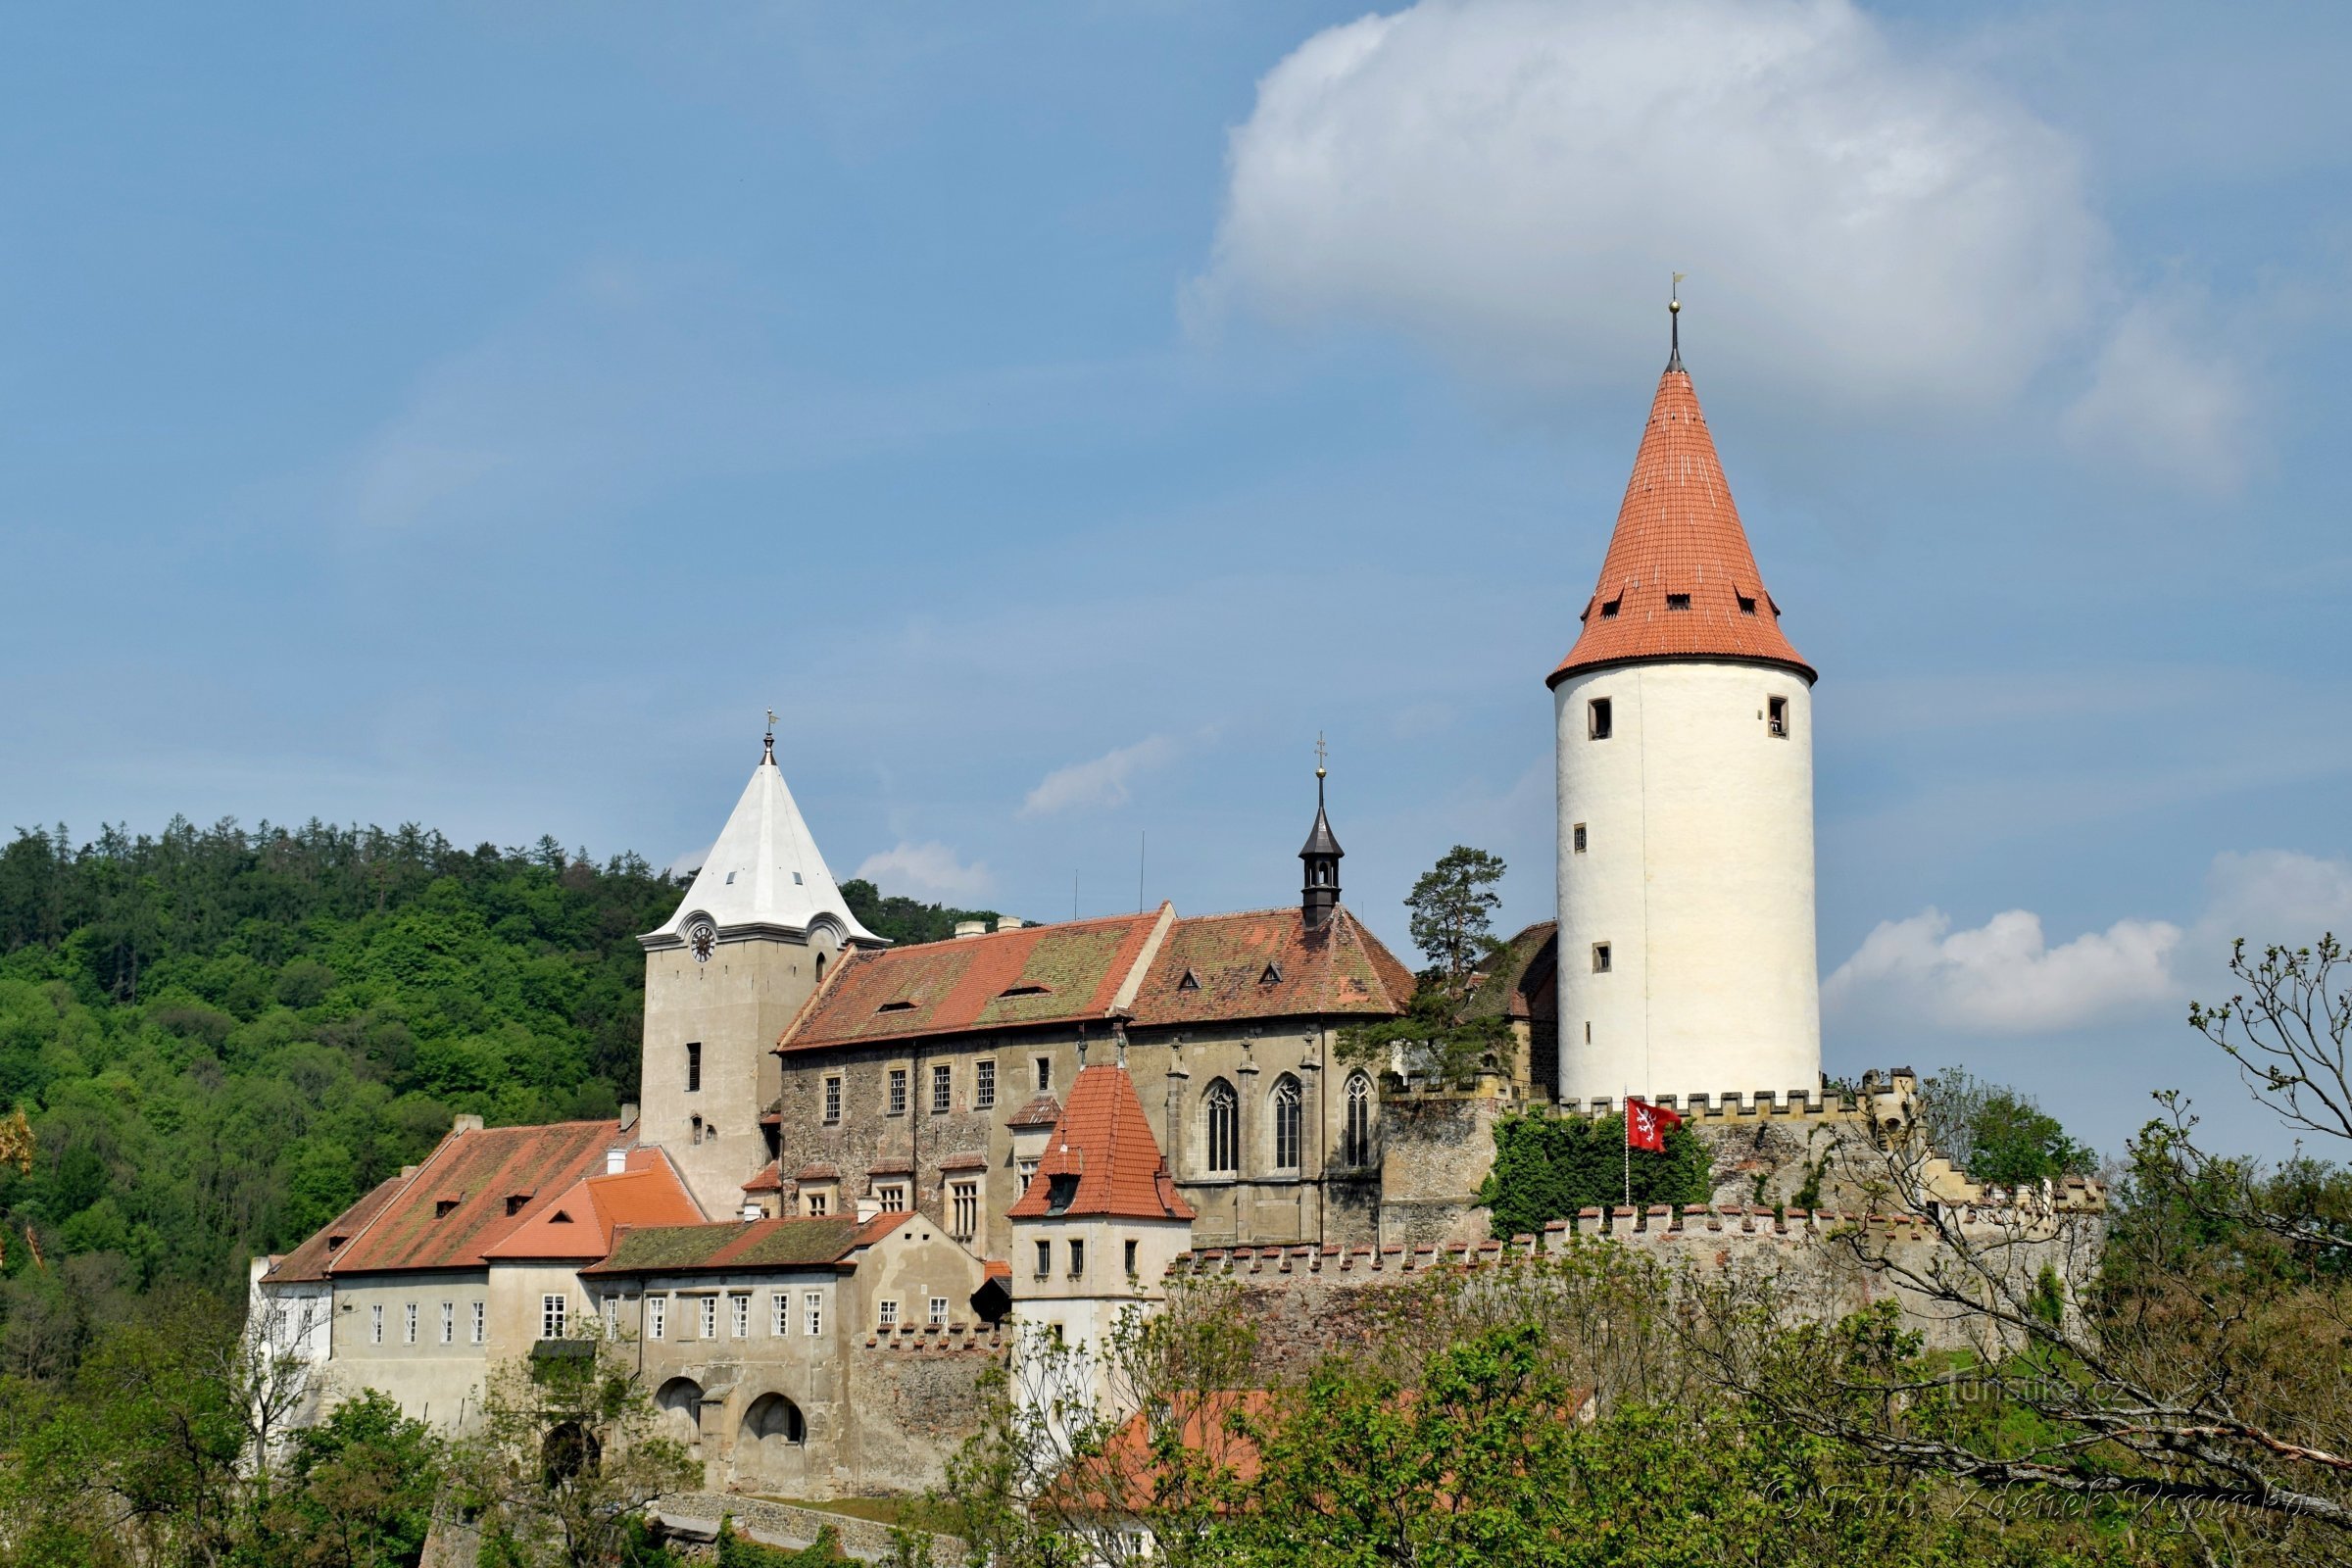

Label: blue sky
[4,2,2346,1157]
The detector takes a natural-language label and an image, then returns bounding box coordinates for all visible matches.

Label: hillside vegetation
[0,816,991,1365]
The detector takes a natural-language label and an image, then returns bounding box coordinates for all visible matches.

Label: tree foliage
[1478,1111,1712,1237]
[1402,846,1505,981]
[1922,1066,2095,1187]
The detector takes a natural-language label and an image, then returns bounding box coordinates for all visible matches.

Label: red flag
[1626,1099,1682,1152]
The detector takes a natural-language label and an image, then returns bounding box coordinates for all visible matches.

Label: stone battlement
[856,1323,1010,1352]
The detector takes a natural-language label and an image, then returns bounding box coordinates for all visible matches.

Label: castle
[253,307,2047,1500]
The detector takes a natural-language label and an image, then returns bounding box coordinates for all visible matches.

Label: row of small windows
[369,1298,487,1347]
[1028,1237,1141,1279]
[1595,591,1763,618]
[1585,694,1790,742]
[826,1055,1041,1124]
[1199,1070,1376,1175]
[643,1290,829,1340]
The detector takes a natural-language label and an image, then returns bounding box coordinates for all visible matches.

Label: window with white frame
[805,1292,822,1337]
[804,1190,828,1216]
[648,1296,666,1340]
[772,1292,791,1336]
[698,1296,716,1340]
[731,1295,749,1339]
[823,1075,842,1124]
[928,1297,948,1327]
[951,1180,979,1241]
[887,1067,908,1115]
[878,1298,899,1330]
[541,1294,566,1340]
[470,1300,485,1345]
[370,1304,383,1345]
[931,1062,952,1114]
[1017,1156,1039,1193]
[876,1182,908,1211]
[440,1301,455,1345]
[975,1059,996,1109]
[404,1302,417,1345]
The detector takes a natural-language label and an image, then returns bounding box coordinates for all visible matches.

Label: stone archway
[541,1421,601,1488]
[735,1392,811,1493]
[655,1376,704,1452]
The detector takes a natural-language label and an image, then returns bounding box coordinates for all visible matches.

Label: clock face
[688,919,717,963]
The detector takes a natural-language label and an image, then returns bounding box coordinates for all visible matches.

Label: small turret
[1299,745,1343,930]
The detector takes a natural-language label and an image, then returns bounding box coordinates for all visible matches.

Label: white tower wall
[1552,660,1820,1105]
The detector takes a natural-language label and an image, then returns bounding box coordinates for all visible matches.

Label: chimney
[954,920,988,940]
[605,1147,627,1176]
[996,916,1026,932]
[856,1196,882,1221]
[618,1102,639,1132]
[452,1113,484,1134]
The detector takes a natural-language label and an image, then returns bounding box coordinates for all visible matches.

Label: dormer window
[326,1234,347,1252]
[1599,595,1621,618]
[1737,593,1757,614]
[999,983,1052,999]
[506,1193,531,1216]
[434,1199,459,1220]
[1259,962,1282,985]
[878,1000,917,1013]
[1665,592,1691,612]
[1177,968,1200,991]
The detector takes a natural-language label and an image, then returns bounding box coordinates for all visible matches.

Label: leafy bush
[1478,1110,1711,1237]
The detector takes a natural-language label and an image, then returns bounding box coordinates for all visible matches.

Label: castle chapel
[256,310,1894,1500]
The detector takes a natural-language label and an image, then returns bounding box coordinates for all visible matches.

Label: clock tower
[638,727,884,1213]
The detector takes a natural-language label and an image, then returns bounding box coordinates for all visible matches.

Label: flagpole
[1622,1084,1630,1208]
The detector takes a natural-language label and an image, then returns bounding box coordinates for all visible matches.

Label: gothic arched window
[1343,1072,1374,1166]
[1203,1080,1238,1176]
[1270,1075,1302,1172]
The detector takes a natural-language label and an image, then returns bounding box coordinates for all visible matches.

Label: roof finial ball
[1667,270,1686,372]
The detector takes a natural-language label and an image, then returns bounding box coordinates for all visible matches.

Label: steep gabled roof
[644,735,881,949]
[481,1148,705,1260]
[1126,907,1413,1028]
[267,1175,408,1284]
[1006,1064,1195,1224]
[327,1120,619,1274]
[1548,362,1812,687]
[584,1212,909,1276]
[1464,921,1557,1023]
[779,907,1172,1053]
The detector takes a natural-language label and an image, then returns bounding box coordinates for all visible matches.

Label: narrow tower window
[1588,699,1612,740]
[1203,1079,1238,1175]
[1592,943,1613,974]
[1572,822,1588,855]
[685,1042,702,1093]
[1665,592,1691,611]
[1270,1075,1302,1172]
[1343,1071,1374,1166]
[1737,593,1758,614]
[1767,696,1788,738]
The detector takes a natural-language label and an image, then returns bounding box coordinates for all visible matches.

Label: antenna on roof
[1667,273,1687,372]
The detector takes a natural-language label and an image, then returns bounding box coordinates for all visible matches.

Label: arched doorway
[736,1393,810,1491]
[541,1421,602,1488]
[655,1376,704,1451]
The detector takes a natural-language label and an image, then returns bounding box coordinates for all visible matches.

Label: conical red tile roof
[1547,366,1812,687]
[1005,1063,1195,1224]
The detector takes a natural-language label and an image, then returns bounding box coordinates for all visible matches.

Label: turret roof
[1547,358,1812,687]
[1005,1063,1195,1224]
[645,734,882,949]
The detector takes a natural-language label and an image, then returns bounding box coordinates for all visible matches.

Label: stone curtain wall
[841,1327,1004,1495]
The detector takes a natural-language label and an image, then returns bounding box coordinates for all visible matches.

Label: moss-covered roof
[1463,922,1557,1022]
[584,1212,906,1276]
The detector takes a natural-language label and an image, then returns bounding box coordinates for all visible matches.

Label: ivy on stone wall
[1478,1112,1711,1239]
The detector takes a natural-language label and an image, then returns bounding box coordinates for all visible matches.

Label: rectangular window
[404,1302,417,1345]
[773,1293,791,1336]
[471,1300,485,1345]
[928,1297,948,1327]
[951,1181,979,1241]
[698,1296,717,1340]
[931,1062,953,1114]
[1767,695,1788,737]
[1666,591,1691,611]
[541,1295,566,1340]
[804,1191,828,1217]
[731,1295,749,1339]
[805,1292,822,1338]
[975,1060,996,1109]
[1588,698,1612,740]
[1572,822,1588,854]
[1125,1239,1139,1277]
[1592,943,1612,974]
[876,1183,907,1212]
[1017,1156,1039,1193]
[879,1299,899,1330]
[887,1068,907,1116]
[1738,593,1758,614]
[440,1301,455,1345]
[1034,1240,1052,1278]
[823,1076,842,1124]
[1035,1056,1052,1093]
[370,1304,383,1346]
[1068,1240,1085,1278]
[648,1296,666,1341]
[686,1041,702,1093]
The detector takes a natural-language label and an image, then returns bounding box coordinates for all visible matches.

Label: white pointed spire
[643,733,883,950]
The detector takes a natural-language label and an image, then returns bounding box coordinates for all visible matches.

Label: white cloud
[1826,907,2182,1033]
[1826,851,2352,1035]
[2062,294,2253,492]
[852,841,995,902]
[1198,0,2251,478]
[1019,735,1176,817]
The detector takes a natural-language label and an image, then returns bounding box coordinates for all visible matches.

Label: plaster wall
[319,1270,491,1428]
[1552,661,1820,1103]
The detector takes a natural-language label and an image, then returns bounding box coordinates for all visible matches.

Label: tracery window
[1203,1079,1239,1176]
[1343,1071,1375,1166]
[1271,1075,1302,1171]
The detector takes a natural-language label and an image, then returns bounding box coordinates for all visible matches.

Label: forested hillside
[0,816,993,1368]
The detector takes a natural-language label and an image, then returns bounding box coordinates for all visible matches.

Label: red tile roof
[1548,367,1812,687]
[1004,1093,1063,1130]
[1006,1064,1195,1223]
[267,1176,407,1284]
[780,908,1170,1053]
[326,1120,620,1274]
[483,1149,706,1260]
[1126,907,1413,1028]
[742,1164,787,1194]
[584,1212,910,1275]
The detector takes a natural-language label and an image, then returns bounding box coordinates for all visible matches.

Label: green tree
[1403,847,1505,981]
[257,1391,442,1568]
[1921,1067,2094,1186]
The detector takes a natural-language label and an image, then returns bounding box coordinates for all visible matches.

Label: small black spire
[1299,741,1343,928]
[1666,272,1685,373]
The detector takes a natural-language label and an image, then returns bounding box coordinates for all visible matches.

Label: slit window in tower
[1589,699,1613,740]
[1768,696,1788,738]
[685,1042,702,1093]
[1592,943,1613,974]
[1666,592,1691,611]
[1035,1056,1053,1093]
[1573,822,1588,855]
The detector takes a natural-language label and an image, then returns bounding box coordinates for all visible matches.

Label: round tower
[1547,299,1820,1107]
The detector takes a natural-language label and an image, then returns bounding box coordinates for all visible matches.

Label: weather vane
[761,708,778,763]
[1668,271,1687,369]
[1314,731,1328,781]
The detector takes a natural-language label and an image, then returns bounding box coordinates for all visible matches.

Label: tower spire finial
[761,708,777,765]
[1667,272,1686,372]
